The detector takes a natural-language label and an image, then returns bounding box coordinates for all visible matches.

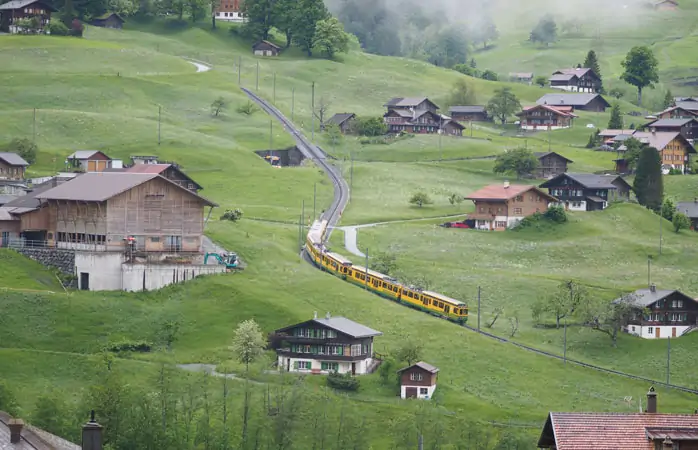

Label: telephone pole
[311,81,316,142]
[350,152,354,194]
[237,55,241,85]
[33,108,36,143]
[364,248,369,290]
[648,255,652,287]
[659,214,663,255]
[158,106,162,145]
[269,120,273,149]
[256,61,259,91]
[666,336,671,384]
[477,286,481,331]
[273,72,276,104]
[313,182,317,220]
[291,87,295,122]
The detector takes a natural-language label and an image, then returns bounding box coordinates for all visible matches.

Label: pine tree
[583,49,604,93]
[663,89,674,109]
[608,103,623,129]
[633,146,664,211]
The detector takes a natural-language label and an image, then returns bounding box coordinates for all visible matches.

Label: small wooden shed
[252,40,280,57]
[90,12,125,29]
[397,361,439,399]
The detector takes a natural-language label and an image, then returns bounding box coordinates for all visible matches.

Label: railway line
[242,88,698,397]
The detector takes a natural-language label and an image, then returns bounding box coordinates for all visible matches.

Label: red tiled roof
[125,164,170,174]
[465,184,556,201]
[539,412,698,450]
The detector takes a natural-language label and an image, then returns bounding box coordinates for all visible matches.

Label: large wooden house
[617,285,698,339]
[533,151,572,179]
[215,0,245,22]
[631,131,696,173]
[539,173,631,211]
[273,313,382,375]
[548,68,601,93]
[655,105,698,120]
[516,105,577,130]
[465,182,558,231]
[0,153,29,181]
[536,93,610,112]
[448,106,490,122]
[397,362,439,399]
[642,117,698,140]
[0,0,55,34]
[383,97,462,135]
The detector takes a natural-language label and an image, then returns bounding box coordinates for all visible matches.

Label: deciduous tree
[529,14,557,46]
[395,341,422,365]
[291,0,329,56]
[211,97,226,117]
[608,103,623,129]
[241,0,275,40]
[531,281,588,328]
[370,251,397,275]
[661,197,675,221]
[493,147,538,179]
[312,17,349,59]
[580,294,638,347]
[5,138,38,164]
[445,78,476,109]
[673,212,691,233]
[486,87,521,124]
[534,75,547,87]
[470,14,498,50]
[355,116,387,136]
[633,145,664,211]
[231,319,266,374]
[409,191,432,207]
[620,46,659,106]
[272,0,296,47]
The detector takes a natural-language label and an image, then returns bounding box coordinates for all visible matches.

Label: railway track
[241,88,698,396]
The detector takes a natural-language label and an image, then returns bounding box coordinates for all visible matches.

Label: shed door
[87,160,96,172]
[672,327,677,338]
[656,327,661,338]
[97,160,108,171]
[406,387,418,398]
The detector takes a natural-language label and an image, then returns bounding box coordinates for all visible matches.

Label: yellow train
[305,220,468,323]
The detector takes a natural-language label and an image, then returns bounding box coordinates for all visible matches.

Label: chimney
[325,312,331,320]
[8,418,23,444]
[650,283,657,293]
[313,311,318,319]
[663,437,673,449]
[646,386,657,413]
[82,411,103,450]
[503,180,510,189]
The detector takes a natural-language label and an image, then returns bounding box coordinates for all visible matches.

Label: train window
[445,305,450,313]
[348,270,353,276]
[393,286,398,293]
[382,282,387,288]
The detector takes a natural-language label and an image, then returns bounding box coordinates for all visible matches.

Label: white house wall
[215,12,245,22]
[626,324,691,339]
[401,384,436,400]
[276,355,373,375]
[519,124,570,131]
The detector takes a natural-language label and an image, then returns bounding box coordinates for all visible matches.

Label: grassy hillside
[0,250,63,291]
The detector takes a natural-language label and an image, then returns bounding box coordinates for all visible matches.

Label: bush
[543,205,567,223]
[49,21,70,36]
[220,208,243,221]
[236,101,259,116]
[378,358,399,387]
[355,116,387,137]
[513,206,567,230]
[480,69,499,81]
[4,137,38,164]
[409,191,432,208]
[105,340,152,353]
[326,371,360,391]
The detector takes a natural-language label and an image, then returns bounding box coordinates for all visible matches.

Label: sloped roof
[677,200,698,218]
[549,73,577,82]
[518,104,578,117]
[537,93,610,108]
[656,105,698,117]
[675,101,698,111]
[632,131,696,153]
[646,118,697,127]
[383,97,440,110]
[125,163,203,190]
[552,67,594,77]
[252,40,280,50]
[0,153,29,166]
[449,106,486,113]
[397,361,439,374]
[93,11,125,21]
[598,129,635,137]
[312,317,382,338]
[66,150,111,160]
[539,173,630,190]
[465,184,556,201]
[3,178,64,211]
[612,288,695,308]
[326,113,356,126]
[533,151,573,163]
[0,411,79,450]
[538,412,698,450]
[0,0,56,10]
[509,72,533,78]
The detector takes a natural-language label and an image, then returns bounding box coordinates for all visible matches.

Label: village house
[131,155,160,165]
[0,153,29,181]
[383,97,456,134]
[0,0,55,34]
[325,113,356,134]
[252,40,280,57]
[448,106,490,122]
[273,313,382,375]
[617,284,698,339]
[538,388,698,449]
[1,409,104,450]
[642,117,698,140]
[439,115,465,136]
[548,68,601,93]
[397,362,439,399]
[631,131,696,173]
[652,0,679,9]
[655,105,698,120]
[516,104,578,130]
[533,152,573,179]
[598,129,635,145]
[676,199,698,229]
[215,0,245,22]
[509,72,534,84]
[123,164,203,193]
[464,182,558,231]
[65,150,121,173]
[539,173,631,211]
[536,93,610,112]
[90,12,124,28]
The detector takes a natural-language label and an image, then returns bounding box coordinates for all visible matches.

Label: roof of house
[536,93,610,108]
[598,129,635,137]
[611,288,695,308]
[0,411,79,450]
[539,173,630,190]
[509,72,533,78]
[93,11,125,21]
[538,411,698,450]
[326,113,356,126]
[465,184,557,202]
[518,104,578,118]
[0,0,56,10]
[656,105,698,117]
[125,163,203,190]
[276,316,382,338]
[2,178,65,211]
[383,97,440,110]
[549,73,577,82]
[675,96,698,102]
[397,361,440,374]
[675,101,698,111]
[631,131,696,153]
[66,150,111,160]
[35,173,216,206]
[252,40,280,50]
[677,200,698,218]
[646,118,697,127]
[0,153,29,167]
[551,67,595,77]
[533,151,573,163]
[448,105,486,113]
[442,119,465,129]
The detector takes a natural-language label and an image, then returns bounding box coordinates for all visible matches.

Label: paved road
[185,59,212,73]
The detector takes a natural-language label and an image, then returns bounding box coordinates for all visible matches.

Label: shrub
[355,116,387,137]
[4,138,38,164]
[673,212,691,233]
[480,69,499,81]
[221,208,243,221]
[105,340,152,353]
[326,371,360,391]
[236,101,258,116]
[513,206,567,230]
[543,205,567,223]
[378,358,399,387]
[49,21,70,36]
[409,191,432,208]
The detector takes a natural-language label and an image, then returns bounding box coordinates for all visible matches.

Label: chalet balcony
[276,348,375,362]
[272,332,354,344]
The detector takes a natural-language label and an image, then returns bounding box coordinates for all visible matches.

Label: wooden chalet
[65,150,114,173]
[125,163,202,193]
[252,40,280,57]
[533,152,573,179]
[215,0,245,22]
[548,68,601,93]
[677,199,698,229]
[272,313,382,375]
[383,98,457,135]
[90,12,124,29]
[631,131,696,173]
[538,388,698,449]
[656,105,698,120]
[448,106,490,122]
[516,105,577,130]
[617,284,698,339]
[465,182,558,231]
[0,0,55,34]
[325,113,356,134]
[536,93,610,112]
[509,72,533,84]
[397,362,439,399]
[642,117,698,140]
[539,173,631,211]
[0,153,29,181]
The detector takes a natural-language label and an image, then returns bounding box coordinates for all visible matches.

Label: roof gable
[327,113,355,125]
[275,316,382,339]
[125,164,203,190]
[0,152,29,166]
[613,288,697,308]
[94,11,125,21]
[252,40,280,50]
[632,131,697,153]
[465,184,557,202]
[518,104,578,117]
[536,93,610,108]
[397,361,439,374]
[0,0,56,10]
[533,151,573,163]
[539,173,630,190]
[66,150,111,161]
[384,97,439,110]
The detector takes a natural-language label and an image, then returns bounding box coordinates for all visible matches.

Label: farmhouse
[65,150,117,173]
[252,40,280,57]
[533,152,573,179]
[652,0,679,10]
[440,116,465,136]
[448,106,489,122]
[90,12,124,28]
[383,98,456,134]
[124,163,203,193]
[548,68,601,93]
[464,182,558,231]
[273,313,382,375]
[539,173,631,211]
[0,0,55,34]
[642,117,698,140]
[631,131,696,173]
[0,153,29,181]
[676,199,698,229]
[397,362,439,399]
[618,284,698,339]
[516,105,577,130]
[538,388,698,449]
[509,72,533,84]
[655,105,698,120]
[325,113,356,134]
[536,93,610,112]
[215,0,245,22]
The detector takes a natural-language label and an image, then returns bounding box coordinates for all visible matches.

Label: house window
[672,300,684,308]
[321,362,339,372]
[410,372,424,381]
[351,344,362,356]
[420,388,429,395]
[513,208,523,215]
[515,195,523,202]
[648,327,654,334]
[495,221,506,228]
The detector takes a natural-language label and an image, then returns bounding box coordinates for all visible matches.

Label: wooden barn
[252,40,280,57]
[0,0,55,34]
[90,12,125,29]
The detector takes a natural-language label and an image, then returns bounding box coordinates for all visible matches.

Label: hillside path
[184,59,212,73]
[339,214,466,257]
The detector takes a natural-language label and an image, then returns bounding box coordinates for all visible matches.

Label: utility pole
[477,286,481,332]
[438,117,443,161]
[666,336,671,385]
[158,106,162,145]
[302,200,305,232]
[256,61,259,91]
[564,317,567,365]
[548,125,552,152]
[470,120,473,138]
[33,108,36,143]
[418,434,423,450]
[298,213,303,257]
[269,120,273,149]
[648,255,652,287]
[311,81,315,142]
[364,248,369,290]
[238,55,241,85]
[313,182,317,220]
[291,87,295,122]
[350,152,354,194]
[273,72,276,104]
[659,214,663,255]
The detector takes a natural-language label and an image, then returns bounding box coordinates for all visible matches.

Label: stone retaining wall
[14,248,76,279]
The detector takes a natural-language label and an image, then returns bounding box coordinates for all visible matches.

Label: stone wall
[255,147,305,166]
[14,248,75,275]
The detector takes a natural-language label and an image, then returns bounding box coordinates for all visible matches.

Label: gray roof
[537,93,608,107]
[675,101,698,111]
[326,113,355,125]
[384,97,439,109]
[509,72,533,78]
[552,68,594,77]
[613,288,694,308]
[541,173,626,189]
[311,316,382,338]
[449,106,486,113]
[647,118,696,127]
[677,201,698,218]
[0,195,18,206]
[36,172,216,206]
[397,361,439,374]
[0,0,56,10]
[549,73,576,82]
[66,150,110,160]
[533,151,573,162]
[3,178,65,211]
[0,411,79,450]
[0,153,29,166]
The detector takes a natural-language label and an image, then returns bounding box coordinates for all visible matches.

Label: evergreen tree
[290,0,329,56]
[633,146,664,211]
[583,49,604,93]
[608,103,623,129]
[663,89,674,109]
